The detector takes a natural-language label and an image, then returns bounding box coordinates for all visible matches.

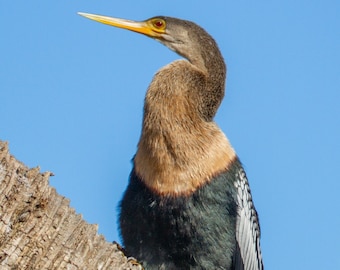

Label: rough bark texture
[0,140,142,270]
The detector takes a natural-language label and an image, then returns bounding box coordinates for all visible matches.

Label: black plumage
[121,158,243,269]
[121,162,263,270]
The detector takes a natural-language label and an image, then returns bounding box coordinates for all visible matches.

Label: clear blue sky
[1,1,340,269]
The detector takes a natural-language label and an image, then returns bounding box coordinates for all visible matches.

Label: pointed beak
[78,12,162,38]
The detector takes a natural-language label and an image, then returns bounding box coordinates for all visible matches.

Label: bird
[78,12,264,270]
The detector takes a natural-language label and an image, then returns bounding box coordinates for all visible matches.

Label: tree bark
[0,140,142,270]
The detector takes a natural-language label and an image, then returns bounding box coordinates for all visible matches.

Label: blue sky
[1,1,340,269]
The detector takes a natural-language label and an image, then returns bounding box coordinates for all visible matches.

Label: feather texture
[234,168,263,270]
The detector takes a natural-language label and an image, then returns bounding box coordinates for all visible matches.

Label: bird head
[77,12,211,68]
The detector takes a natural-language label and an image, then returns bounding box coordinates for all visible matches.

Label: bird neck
[183,34,226,121]
[134,60,235,196]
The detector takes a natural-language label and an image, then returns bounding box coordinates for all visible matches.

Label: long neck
[134,59,234,196]
[182,30,226,121]
[134,30,232,195]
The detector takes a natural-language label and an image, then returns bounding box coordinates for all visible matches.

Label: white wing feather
[234,168,263,270]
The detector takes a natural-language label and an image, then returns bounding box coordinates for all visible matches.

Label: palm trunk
[0,140,142,270]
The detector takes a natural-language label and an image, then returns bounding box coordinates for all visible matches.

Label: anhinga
[78,12,264,270]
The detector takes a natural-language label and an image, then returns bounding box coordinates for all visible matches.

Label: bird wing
[233,167,264,270]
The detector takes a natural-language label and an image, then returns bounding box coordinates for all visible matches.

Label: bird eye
[152,19,166,30]
[154,20,163,28]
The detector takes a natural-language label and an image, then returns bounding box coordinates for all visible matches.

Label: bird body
[120,161,239,269]
[78,12,263,270]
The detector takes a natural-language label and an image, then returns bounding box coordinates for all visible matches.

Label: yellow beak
[78,12,162,38]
